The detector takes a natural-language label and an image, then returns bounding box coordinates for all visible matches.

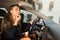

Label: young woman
[1,4,36,40]
[1,4,22,40]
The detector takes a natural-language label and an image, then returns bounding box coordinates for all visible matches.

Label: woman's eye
[16,9,17,10]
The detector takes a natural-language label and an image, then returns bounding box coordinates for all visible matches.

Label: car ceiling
[0,0,25,10]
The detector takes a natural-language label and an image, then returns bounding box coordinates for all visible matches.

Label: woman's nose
[17,10,20,13]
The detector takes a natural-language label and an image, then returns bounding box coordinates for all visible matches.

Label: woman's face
[10,6,20,16]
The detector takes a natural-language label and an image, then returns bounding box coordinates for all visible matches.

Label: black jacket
[1,26,21,40]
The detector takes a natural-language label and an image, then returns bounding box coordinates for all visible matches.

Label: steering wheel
[28,17,53,40]
[20,17,53,40]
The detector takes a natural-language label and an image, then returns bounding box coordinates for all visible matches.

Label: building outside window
[48,16,53,20]
[49,1,54,11]
[59,16,60,23]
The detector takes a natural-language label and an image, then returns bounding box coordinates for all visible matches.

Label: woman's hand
[29,19,35,25]
[13,15,21,26]
[29,18,37,25]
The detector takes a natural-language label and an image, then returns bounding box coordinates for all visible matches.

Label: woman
[1,4,36,40]
[1,4,22,40]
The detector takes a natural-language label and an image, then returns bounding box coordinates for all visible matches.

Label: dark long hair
[1,4,21,33]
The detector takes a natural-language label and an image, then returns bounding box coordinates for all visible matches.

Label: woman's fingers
[29,18,37,25]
